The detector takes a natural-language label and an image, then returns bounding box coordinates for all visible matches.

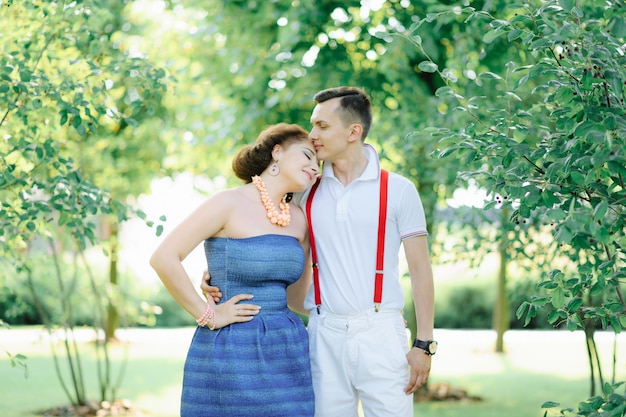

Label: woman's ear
[271,144,283,160]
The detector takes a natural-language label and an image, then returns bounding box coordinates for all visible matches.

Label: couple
[150,86,435,417]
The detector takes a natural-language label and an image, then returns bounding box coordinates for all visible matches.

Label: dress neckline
[207,234,299,242]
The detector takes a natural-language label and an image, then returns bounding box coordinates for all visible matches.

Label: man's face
[309,98,352,162]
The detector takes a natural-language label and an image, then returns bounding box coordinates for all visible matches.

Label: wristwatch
[413,338,437,355]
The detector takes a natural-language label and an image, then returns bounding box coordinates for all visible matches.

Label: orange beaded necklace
[252,175,291,227]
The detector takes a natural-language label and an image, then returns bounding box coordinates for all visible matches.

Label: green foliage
[0,254,157,328]
[431,273,552,330]
[0,0,168,263]
[1,320,29,377]
[436,282,495,329]
[542,382,626,417]
[149,287,196,328]
[0,0,170,408]
[399,0,625,414]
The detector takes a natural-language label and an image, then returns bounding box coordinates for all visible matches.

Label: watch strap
[413,338,436,355]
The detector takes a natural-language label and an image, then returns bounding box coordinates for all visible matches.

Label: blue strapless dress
[181,234,314,417]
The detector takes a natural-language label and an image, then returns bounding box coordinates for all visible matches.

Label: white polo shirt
[295,144,428,315]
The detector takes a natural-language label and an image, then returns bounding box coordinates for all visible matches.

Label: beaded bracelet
[196,304,216,330]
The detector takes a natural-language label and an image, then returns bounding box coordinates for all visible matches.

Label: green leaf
[569,171,585,185]
[558,0,574,11]
[566,318,578,331]
[547,208,566,221]
[548,310,560,324]
[479,71,502,80]
[75,122,86,136]
[524,304,535,326]
[554,226,572,243]
[516,301,529,319]
[505,91,522,101]
[418,61,438,73]
[19,70,31,82]
[72,115,82,128]
[592,200,609,221]
[59,110,68,126]
[507,28,524,41]
[483,28,505,44]
[609,316,622,333]
[566,297,583,313]
[435,86,453,97]
[551,287,565,308]
[441,69,457,82]
[438,146,457,158]
[529,37,552,51]
[541,401,560,409]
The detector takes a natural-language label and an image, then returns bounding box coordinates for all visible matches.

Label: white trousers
[307,308,413,417]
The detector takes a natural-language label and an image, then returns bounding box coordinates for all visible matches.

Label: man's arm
[200,270,222,303]
[402,235,435,394]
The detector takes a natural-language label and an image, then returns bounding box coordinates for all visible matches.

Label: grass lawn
[1,327,624,417]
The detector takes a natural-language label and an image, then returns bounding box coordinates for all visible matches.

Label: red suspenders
[305,170,389,314]
[306,178,322,313]
[374,169,389,311]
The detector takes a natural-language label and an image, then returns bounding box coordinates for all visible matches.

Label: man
[204,86,435,417]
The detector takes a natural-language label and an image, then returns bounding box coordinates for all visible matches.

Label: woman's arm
[150,190,259,327]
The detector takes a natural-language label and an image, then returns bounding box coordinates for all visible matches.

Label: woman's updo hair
[232,123,310,183]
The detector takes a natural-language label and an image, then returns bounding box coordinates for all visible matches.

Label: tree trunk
[104,220,119,341]
[493,212,509,353]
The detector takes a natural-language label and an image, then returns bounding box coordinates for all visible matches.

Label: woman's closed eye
[303,149,315,160]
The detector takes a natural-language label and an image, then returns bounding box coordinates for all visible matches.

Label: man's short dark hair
[314,86,372,141]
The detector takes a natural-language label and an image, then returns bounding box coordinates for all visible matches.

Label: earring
[269,161,280,176]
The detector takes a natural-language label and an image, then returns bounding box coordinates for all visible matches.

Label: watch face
[428,341,438,354]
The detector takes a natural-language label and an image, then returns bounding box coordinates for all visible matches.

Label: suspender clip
[375,303,380,313]
[316,305,321,315]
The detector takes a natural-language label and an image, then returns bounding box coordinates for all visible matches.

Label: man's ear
[348,124,363,142]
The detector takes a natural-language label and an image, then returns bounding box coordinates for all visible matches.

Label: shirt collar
[321,144,381,182]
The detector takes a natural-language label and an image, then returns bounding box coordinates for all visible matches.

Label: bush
[435,282,494,329]
[0,255,161,329]
[508,279,551,330]
[431,274,554,330]
[149,287,196,327]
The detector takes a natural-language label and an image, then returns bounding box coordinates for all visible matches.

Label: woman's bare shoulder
[201,186,248,207]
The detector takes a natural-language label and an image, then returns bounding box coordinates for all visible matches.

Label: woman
[150,123,319,417]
